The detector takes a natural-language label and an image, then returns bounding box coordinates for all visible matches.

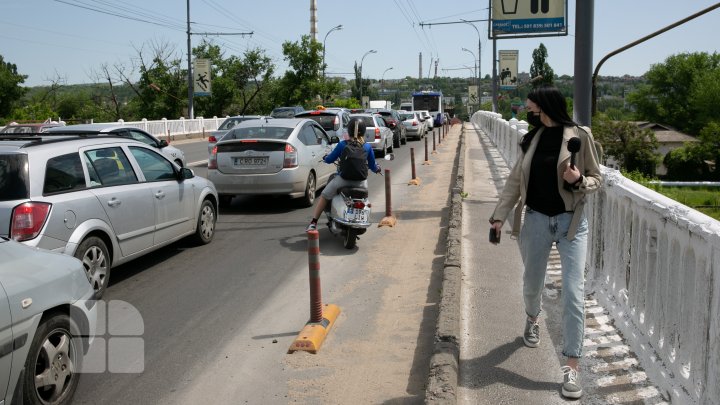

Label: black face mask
[526,111,543,128]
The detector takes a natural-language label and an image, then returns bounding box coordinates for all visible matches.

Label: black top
[526,126,568,216]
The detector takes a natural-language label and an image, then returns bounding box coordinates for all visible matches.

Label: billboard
[498,50,519,90]
[193,58,211,96]
[490,0,567,38]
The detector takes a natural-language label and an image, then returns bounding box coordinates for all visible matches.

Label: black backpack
[339,141,368,181]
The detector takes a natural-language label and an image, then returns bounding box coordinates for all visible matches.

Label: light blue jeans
[519,208,588,358]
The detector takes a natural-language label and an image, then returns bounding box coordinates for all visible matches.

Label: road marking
[188,160,208,167]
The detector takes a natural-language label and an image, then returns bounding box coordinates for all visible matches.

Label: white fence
[471,111,720,405]
[99,117,224,138]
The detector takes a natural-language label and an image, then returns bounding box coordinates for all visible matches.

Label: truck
[369,100,392,109]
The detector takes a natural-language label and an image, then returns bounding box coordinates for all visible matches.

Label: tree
[592,116,660,175]
[0,55,28,120]
[529,44,554,88]
[276,35,325,106]
[627,52,720,135]
[129,41,186,119]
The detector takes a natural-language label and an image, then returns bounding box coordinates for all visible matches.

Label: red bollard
[408,147,421,185]
[307,230,322,323]
[379,169,397,227]
[437,128,442,145]
[422,135,431,164]
[432,130,437,153]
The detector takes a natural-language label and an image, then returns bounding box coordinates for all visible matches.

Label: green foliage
[593,115,660,175]
[529,44,554,88]
[0,55,28,120]
[650,185,720,221]
[627,52,720,135]
[327,98,360,109]
[276,35,326,107]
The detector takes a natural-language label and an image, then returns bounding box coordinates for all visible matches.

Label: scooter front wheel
[343,228,358,249]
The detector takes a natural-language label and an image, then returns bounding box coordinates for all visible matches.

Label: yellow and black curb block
[288,303,341,354]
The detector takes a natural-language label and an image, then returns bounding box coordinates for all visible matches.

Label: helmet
[347,117,366,138]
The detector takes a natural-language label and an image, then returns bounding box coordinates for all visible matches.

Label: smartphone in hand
[489,227,501,244]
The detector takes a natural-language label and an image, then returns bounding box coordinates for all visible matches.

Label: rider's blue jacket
[323,140,380,177]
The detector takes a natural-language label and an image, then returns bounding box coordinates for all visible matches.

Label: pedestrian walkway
[458,122,669,404]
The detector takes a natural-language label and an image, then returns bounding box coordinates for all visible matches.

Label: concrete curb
[425,125,465,404]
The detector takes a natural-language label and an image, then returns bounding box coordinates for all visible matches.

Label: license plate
[233,157,268,166]
[344,208,368,222]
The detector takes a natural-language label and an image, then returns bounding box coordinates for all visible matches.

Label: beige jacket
[489,125,602,240]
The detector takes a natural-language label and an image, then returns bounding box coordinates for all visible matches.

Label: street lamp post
[461,47,478,89]
[460,19,481,84]
[322,24,342,80]
[359,49,377,107]
[381,67,393,91]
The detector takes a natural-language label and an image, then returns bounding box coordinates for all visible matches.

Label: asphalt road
[72,136,432,404]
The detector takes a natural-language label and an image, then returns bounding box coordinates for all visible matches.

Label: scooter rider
[306,116,381,232]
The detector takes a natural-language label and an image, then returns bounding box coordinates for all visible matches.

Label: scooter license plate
[344,208,368,222]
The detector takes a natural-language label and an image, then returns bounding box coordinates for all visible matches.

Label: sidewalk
[452,122,669,404]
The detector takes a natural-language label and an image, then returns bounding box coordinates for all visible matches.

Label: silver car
[207,118,336,207]
[400,111,426,140]
[0,236,97,405]
[0,134,218,297]
[349,113,394,157]
[207,115,270,156]
[45,123,186,167]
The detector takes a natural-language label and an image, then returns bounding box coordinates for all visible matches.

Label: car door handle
[155,191,165,199]
[107,198,121,207]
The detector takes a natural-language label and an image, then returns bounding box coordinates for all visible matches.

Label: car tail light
[284,143,298,168]
[208,135,217,143]
[374,127,380,140]
[412,121,418,126]
[208,146,218,169]
[11,202,51,241]
[352,201,365,209]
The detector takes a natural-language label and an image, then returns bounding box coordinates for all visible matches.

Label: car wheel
[23,313,82,405]
[401,132,407,145]
[393,132,400,148]
[299,171,316,207]
[193,199,216,245]
[74,236,110,299]
[387,139,393,153]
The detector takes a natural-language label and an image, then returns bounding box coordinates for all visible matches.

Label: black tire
[387,139,393,154]
[23,313,82,405]
[343,228,358,249]
[193,199,216,245]
[401,132,407,145]
[74,236,110,299]
[393,132,400,148]
[300,172,316,207]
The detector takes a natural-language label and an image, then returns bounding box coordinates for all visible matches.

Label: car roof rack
[0,132,128,148]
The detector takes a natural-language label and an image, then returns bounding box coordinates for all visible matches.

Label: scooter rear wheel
[343,228,358,249]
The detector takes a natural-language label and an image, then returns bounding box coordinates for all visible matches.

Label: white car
[46,123,187,167]
[0,237,97,405]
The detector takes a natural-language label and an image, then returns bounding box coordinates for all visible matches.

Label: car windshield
[298,114,337,131]
[218,118,245,131]
[399,113,414,120]
[0,126,38,134]
[354,116,376,128]
[271,108,296,118]
[225,126,294,140]
[0,154,30,200]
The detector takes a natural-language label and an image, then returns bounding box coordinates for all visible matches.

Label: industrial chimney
[310,0,318,41]
[418,52,422,80]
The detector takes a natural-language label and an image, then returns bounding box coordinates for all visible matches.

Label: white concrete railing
[98,117,224,138]
[471,111,720,405]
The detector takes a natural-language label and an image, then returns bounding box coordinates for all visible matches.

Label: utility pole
[185,0,252,120]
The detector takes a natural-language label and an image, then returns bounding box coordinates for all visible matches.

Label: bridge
[428,112,718,404]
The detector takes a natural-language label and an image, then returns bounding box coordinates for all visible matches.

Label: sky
[2,0,720,87]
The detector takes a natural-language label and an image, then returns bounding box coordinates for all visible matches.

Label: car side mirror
[159,139,169,147]
[330,136,339,144]
[179,167,194,180]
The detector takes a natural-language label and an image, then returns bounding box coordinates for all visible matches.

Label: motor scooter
[324,154,393,249]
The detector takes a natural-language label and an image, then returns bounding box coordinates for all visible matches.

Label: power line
[54,0,184,31]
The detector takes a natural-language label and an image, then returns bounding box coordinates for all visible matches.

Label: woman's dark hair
[527,86,576,127]
[520,86,577,152]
